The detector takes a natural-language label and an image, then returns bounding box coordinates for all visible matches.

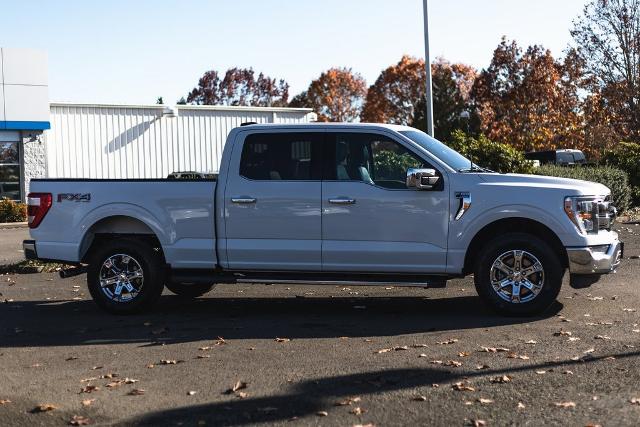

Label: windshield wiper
[457,165,495,173]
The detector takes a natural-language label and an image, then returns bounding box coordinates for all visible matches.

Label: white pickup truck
[23,123,623,315]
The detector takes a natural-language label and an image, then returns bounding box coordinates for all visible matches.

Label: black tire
[165,282,214,298]
[87,238,165,314]
[474,232,563,316]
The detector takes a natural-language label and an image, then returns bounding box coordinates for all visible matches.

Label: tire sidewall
[87,239,165,314]
[474,233,563,316]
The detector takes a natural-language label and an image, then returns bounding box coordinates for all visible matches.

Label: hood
[476,173,610,197]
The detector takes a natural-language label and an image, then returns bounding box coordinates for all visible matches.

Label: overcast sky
[0,0,588,105]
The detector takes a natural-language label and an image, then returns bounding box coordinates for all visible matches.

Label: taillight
[27,193,52,229]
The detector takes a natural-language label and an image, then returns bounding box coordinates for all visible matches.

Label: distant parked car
[525,149,587,166]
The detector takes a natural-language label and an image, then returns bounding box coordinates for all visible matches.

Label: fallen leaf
[316,411,328,417]
[506,352,530,360]
[554,401,576,408]
[236,391,249,399]
[335,397,361,406]
[584,348,595,354]
[554,331,572,337]
[275,337,290,343]
[81,399,95,407]
[80,385,99,394]
[477,398,494,404]
[517,402,526,409]
[196,355,211,359]
[490,375,512,383]
[525,340,537,344]
[630,398,640,405]
[0,399,11,405]
[458,351,470,357]
[66,356,79,361]
[437,339,459,345]
[536,370,547,375]
[476,364,490,370]
[452,382,474,391]
[471,420,487,427]
[32,403,57,412]
[594,335,611,340]
[479,346,510,353]
[445,360,463,367]
[412,395,427,401]
[127,389,145,396]
[187,391,197,396]
[623,308,636,312]
[350,407,366,415]
[159,359,183,365]
[69,415,92,426]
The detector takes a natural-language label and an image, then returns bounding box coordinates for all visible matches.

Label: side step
[169,269,449,288]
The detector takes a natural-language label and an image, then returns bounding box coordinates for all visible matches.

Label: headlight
[564,196,598,234]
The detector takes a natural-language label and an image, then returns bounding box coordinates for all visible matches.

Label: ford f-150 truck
[23,123,623,315]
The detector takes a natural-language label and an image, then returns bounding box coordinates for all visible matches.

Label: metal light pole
[422,0,434,137]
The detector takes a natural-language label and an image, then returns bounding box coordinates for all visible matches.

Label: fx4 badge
[57,193,91,202]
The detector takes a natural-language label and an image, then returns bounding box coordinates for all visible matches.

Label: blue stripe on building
[0,121,51,130]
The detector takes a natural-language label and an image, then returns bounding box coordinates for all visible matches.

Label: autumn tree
[571,0,640,142]
[361,55,426,126]
[413,59,478,141]
[361,56,476,141]
[186,67,289,107]
[291,68,367,122]
[472,38,584,153]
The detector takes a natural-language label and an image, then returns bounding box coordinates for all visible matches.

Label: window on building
[330,133,428,189]
[0,141,21,201]
[239,133,323,180]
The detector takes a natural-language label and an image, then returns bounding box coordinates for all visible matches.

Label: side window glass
[333,133,427,189]
[240,133,321,180]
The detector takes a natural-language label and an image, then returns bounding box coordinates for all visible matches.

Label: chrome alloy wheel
[99,254,144,303]
[490,250,544,304]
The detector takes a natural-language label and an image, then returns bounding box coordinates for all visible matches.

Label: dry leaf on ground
[32,403,57,412]
[69,415,92,426]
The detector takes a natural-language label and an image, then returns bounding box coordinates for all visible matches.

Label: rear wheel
[474,232,563,316]
[165,282,214,298]
[87,238,165,314]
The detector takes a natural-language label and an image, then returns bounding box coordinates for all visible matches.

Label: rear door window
[239,133,323,180]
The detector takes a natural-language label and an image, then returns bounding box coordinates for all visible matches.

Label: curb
[0,222,28,230]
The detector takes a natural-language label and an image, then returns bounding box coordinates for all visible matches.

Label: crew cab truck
[23,123,623,316]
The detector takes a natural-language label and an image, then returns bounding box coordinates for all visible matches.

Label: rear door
[321,131,449,273]
[223,131,323,270]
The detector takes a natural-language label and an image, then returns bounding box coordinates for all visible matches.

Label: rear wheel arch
[80,215,165,264]
[463,217,567,276]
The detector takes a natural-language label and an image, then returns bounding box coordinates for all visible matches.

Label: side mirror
[406,168,440,190]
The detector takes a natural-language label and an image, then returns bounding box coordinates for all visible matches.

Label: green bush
[602,142,640,206]
[447,130,534,174]
[0,197,27,223]
[535,165,631,213]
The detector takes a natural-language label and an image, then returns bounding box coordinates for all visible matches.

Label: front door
[321,131,449,273]
[224,131,323,271]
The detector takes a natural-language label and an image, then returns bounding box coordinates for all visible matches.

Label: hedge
[534,165,631,213]
[447,130,534,174]
[0,198,27,223]
[602,142,640,206]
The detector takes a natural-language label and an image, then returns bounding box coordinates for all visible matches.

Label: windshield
[399,130,472,171]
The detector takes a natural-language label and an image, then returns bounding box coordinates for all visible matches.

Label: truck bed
[28,178,217,269]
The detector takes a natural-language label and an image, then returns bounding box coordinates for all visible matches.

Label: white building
[0,48,315,202]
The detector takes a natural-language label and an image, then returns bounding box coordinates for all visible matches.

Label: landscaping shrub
[602,142,640,207]
[535,165,631,213]
[0,198,27,223]
[447,130,534,174]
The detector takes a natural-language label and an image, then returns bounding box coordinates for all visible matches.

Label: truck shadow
[120,349,639,426]
[0,294,562,348]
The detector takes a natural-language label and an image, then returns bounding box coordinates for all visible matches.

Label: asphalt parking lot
[1,225,640,427]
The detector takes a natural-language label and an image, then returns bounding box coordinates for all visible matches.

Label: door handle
[328,197,356,205]
[231,197,257,204]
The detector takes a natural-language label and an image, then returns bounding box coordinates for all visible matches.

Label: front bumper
[567,239,623,275]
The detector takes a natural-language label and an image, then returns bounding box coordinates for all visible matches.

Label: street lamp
[423,0,434,137]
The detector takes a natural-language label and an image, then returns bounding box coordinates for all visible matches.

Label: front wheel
[87,238,165,314]
[474,232,563,316]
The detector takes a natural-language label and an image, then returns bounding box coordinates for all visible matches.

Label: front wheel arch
[463,218,567,276]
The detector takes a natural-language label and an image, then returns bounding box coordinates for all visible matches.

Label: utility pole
[422,0,434,137]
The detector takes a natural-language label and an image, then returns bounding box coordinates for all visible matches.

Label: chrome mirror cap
[406,168,439,190]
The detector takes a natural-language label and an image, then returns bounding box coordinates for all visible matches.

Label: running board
[169,269,449,288]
